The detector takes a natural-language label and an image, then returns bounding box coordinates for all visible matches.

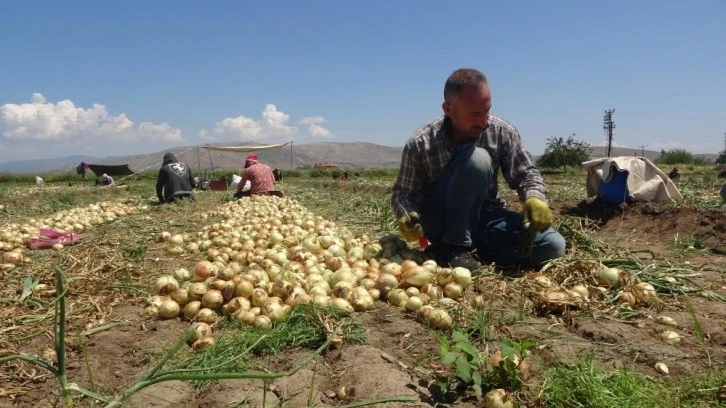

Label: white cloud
[308,124,334,138]
[198,129,217,142]
[0,93,182,142]
[297,116,326,125]
[208,104,334,140]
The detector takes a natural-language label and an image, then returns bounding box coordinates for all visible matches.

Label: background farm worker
[234,153,276,198]
[35,175,44,186]
[156,152,196,203]
[101,173,114,186]
[392,68,566,271]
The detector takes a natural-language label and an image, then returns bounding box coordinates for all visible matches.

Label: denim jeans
[420,145,566,268]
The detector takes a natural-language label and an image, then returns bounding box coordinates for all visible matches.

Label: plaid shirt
[239,162,276,194]
[391,115,548,219]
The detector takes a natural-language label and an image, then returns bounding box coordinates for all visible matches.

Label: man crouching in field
[156,153,196,204]
[392,68,566,271]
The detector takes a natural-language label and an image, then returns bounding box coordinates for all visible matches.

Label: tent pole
[197,147,202,174]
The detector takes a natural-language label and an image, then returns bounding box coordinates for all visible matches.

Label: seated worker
[668,167,680,180]
[234,154,277,198]
[156,152,196,203]
[101,173,115,186]
[392,68,566,271]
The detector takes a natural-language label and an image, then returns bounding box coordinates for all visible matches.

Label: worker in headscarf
[234,153,277,198]
[156,152,195,203]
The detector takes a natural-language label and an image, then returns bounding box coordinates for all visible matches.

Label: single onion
[158,299,180,319]
[170,288,191,306]
[183,301,202,320]
[484,388,513,408]
[195,308,218,324]
[155,275,180,296]
[201,289,224,310]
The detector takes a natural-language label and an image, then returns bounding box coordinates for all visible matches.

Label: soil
[1,191,724,408]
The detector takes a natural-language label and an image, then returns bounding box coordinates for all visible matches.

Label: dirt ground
[1,189,724,408]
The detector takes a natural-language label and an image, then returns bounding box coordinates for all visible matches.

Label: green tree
[535,135,590,172]
[716,150,726,165]
[655,149,710,165]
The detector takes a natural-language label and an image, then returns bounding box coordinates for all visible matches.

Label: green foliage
[541,359,726,408]
[656,149,710,165]
[536,135,590,172]
[716,150,726,165]
[435,330,535,401]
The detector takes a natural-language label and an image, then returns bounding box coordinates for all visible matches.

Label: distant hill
[0,141,718,174]
[0,155,100,173]
[0,142,405,174]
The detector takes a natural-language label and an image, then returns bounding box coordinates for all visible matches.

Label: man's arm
[238,169,250,192]
[156,169,166,202]
[499,125,548,203]
[391,140,426,219]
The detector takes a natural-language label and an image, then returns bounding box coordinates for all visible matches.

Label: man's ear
[442,101,452,116]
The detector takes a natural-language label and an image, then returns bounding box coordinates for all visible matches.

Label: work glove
[397,211,423,242]
[523,197,553,232]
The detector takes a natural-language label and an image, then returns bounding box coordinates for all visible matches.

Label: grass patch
[171,304,366,388]
[541,359,725,408]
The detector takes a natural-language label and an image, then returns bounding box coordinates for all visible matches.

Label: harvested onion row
[0,201,146,271]
[150,196,474,348]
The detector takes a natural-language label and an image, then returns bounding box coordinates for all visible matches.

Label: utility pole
[637,144,647,157]
[603,109,615,157]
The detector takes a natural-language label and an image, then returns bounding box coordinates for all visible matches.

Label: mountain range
[0,142,718,174]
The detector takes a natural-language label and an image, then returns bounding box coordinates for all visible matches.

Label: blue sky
[1,0,724,163]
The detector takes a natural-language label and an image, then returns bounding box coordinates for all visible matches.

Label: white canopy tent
[200,141,294,172]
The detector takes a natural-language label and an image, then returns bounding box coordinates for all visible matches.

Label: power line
[603,109,615,157]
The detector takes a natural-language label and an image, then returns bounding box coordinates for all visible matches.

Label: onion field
[0,168,724,408]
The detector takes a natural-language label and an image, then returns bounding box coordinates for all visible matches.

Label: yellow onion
[187,322,212,344]
[188,282,207,301]
[443,282,463,299]
[571,284,589,300]
[253,315,273,329]
[597,266,620,288]
[452,267,472,289]
[387,288,409,307]
[427,308,453,329]
[155,276,180,296]
[375,273,398,294]
[195,308,218,324]
[330,298,354,314]
[172,268,191,282]
[632,282,657,304]
[192,336,215,351]
[183,301,202,320]
[404,296,424,312]
[201,290,224,310]
[484,388,513,408]
[401,266,433,287]
[158,299,180,319]
[170,288,191,306]
[660,330,681,345]
[194,260,215,281]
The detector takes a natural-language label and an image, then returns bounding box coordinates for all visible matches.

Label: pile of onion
[150,196,476,347]
[0,201,146,270]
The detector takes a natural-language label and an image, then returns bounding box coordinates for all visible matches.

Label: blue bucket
[599,166,631,204]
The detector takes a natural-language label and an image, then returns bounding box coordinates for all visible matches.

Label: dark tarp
[87,164,135,177]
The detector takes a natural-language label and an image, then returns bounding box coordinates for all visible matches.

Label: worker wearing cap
[234,153,277,198]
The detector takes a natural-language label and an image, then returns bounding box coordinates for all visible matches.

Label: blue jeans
[420,145,566,268]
